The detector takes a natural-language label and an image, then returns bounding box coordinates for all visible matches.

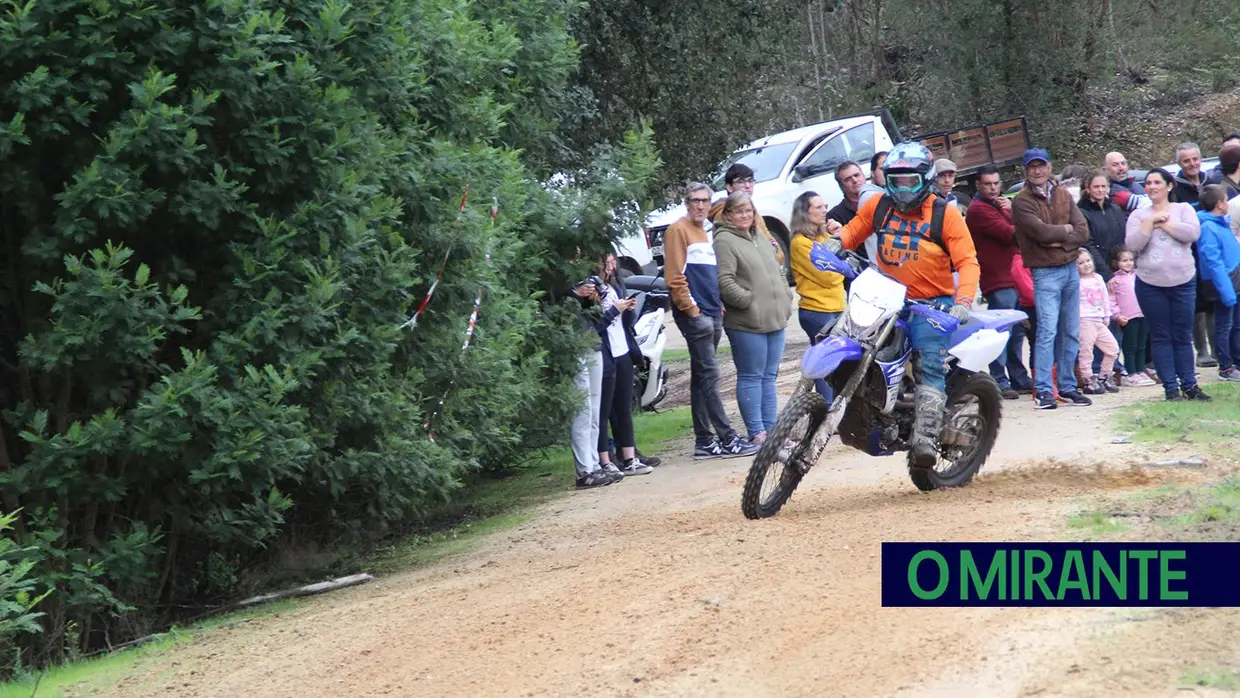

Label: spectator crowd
[564,133,1240,489]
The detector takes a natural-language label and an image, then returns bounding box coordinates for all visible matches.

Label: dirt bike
[740,245,1026,520]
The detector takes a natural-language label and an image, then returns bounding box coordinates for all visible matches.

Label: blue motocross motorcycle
[741,244,1027,519]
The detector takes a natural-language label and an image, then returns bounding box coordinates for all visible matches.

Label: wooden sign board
[949,127,990,170]
[986,119,1029,165]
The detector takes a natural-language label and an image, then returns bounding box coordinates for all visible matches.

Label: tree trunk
[1001,0,1017,111]
[807,2,826,121]
[870,0,883,83]
[817,0,832,118]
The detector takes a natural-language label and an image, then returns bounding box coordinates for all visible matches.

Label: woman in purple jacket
[1124,168,1209,401]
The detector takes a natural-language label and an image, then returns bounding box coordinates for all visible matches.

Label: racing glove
[949,303,971,325]
[823,237,843,255]
[810,239,845,271]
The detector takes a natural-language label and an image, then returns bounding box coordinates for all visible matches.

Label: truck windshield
[713,143,798,186]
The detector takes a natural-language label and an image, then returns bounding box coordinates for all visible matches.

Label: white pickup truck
[642,111,900,273]
[642,110,1031,277]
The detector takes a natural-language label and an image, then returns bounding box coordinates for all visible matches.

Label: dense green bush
[0,511,50,674]
[0,0,657,671]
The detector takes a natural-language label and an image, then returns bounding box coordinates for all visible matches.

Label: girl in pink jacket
[1106,246,1155,387]
[1077,249,1120,394]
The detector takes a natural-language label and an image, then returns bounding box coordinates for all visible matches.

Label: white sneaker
[619,458,653,476]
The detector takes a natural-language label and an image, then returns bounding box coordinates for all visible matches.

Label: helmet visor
[887,173,922,189]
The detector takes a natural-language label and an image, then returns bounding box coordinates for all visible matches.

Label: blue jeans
[984,287,1031,389]
[798,308,841,401]
[1031,262,1081,396]
[726,328,786,437]
[905,295,954,392]
[1215,301,1240,371]
[1135,276,1197,392]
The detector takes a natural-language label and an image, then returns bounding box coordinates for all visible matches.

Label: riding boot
[1195,311,1217,367]
[910,384,947,469]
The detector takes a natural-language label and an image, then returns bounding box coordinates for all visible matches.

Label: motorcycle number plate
[847,268,907,327]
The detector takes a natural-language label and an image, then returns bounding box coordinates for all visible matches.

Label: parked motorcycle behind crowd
[740,244,1026,519]
[621,273,671,414]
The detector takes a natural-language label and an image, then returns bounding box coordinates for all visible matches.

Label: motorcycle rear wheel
[908,372,1002,491]
[741,391,829,519]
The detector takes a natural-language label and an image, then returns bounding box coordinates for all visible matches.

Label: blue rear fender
[802,336,864,379]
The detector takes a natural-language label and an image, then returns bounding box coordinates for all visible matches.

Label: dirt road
[89,374,1240,698]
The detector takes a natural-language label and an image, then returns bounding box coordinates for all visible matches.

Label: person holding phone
[563,276,620,488]
[594,261,655,477]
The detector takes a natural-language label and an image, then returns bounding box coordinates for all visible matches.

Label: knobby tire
[741,390,829,519]
[908,371,1002,492]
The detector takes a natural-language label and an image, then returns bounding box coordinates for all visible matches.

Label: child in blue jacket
[1196,184,1240,381]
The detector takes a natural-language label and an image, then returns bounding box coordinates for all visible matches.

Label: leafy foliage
[0,0,657,674]
[0,511,52,675]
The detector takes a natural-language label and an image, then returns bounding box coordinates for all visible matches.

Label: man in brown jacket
[1011,148,1092,409]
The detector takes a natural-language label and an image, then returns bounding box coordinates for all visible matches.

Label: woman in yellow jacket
[789,191,846,399]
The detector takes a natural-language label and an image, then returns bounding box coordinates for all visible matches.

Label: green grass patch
[1181,667,1240,691]
[1125,483,1187,501]
[0,600,300,698]
[664,345,730,363]
[1067,511,1129,535]
[631,405,695,449]
[1116,382,1240,447]
[1159,476,1240,528]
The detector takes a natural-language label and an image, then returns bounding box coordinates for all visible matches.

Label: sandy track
[87,377,1240,698]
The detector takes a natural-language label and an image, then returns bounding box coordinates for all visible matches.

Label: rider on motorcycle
[823,141,981,468]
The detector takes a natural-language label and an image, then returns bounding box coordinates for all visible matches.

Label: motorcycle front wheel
[908,372,1002,492]
[741,390,829,519]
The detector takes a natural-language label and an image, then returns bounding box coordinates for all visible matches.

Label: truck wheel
[764,218,794,287]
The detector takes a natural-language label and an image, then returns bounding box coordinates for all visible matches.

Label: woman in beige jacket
[713,191,794,445]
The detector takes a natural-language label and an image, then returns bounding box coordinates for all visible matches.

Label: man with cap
[1011,147,1094,409]
[710,163,786,266]
[934,158,967,214]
